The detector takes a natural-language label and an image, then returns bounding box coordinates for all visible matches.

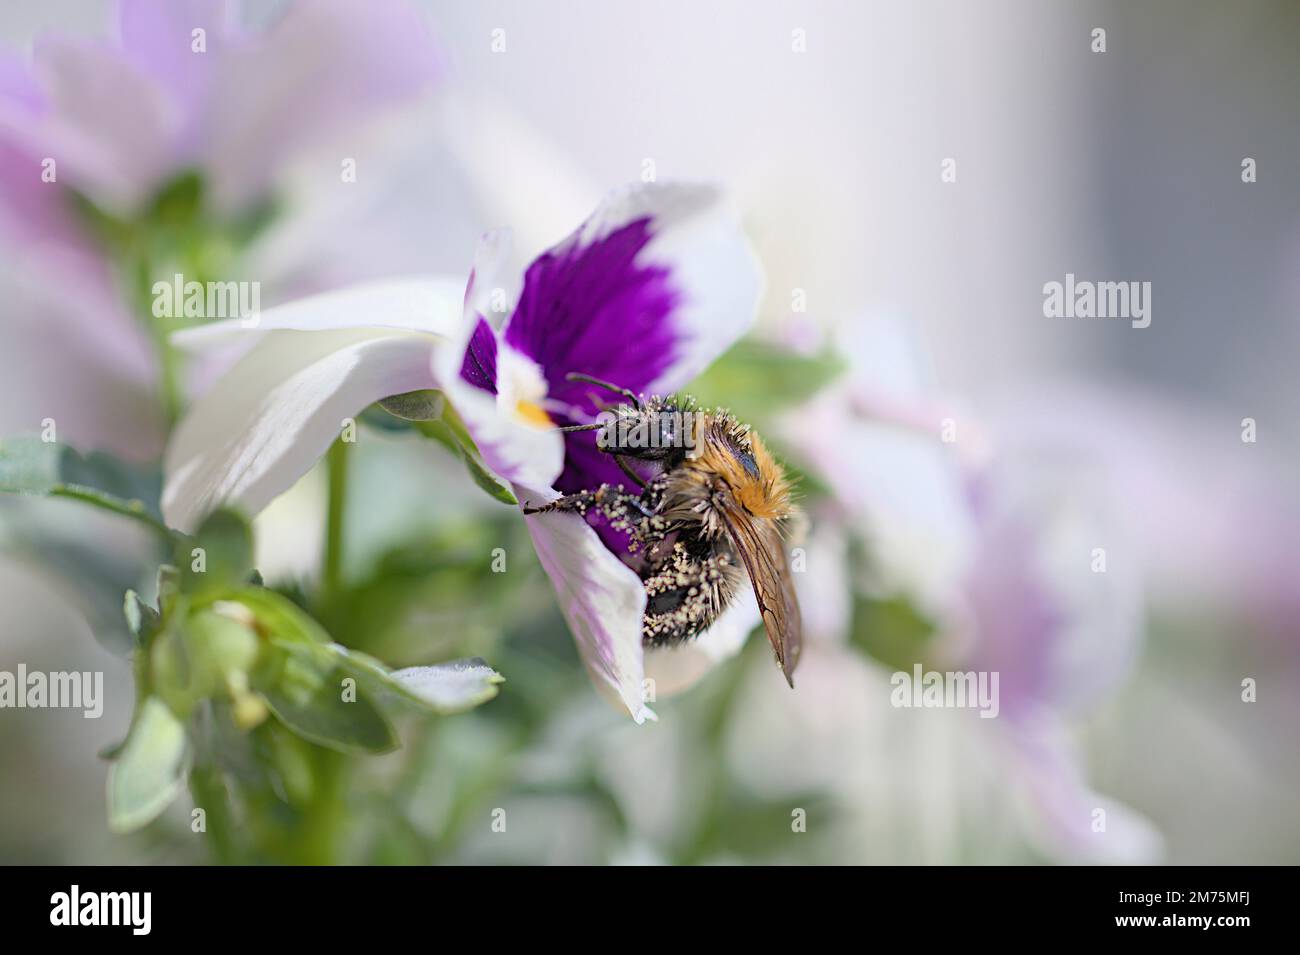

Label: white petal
[251,467,326,586]
[463,228,515,321]
[438,93,599,258]
[445,373,564,494]
[172,277,464,352]
[434,237,565,491]
[516,483,653,723]
[163,328,438,532]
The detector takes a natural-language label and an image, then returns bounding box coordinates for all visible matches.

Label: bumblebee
[524,374,803,686]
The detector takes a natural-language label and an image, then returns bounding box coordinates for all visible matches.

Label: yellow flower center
[515,400,553,428]
[498,347,554,430]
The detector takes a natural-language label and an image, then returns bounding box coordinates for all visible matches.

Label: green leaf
[123,590,156,638]
[256,680,392,753]
[421,418,517,505]
[156,564,182,612]
[848,593,936,672]
[107,697,190,832]
[258,652,398,754]
[224,588,498,744]
[359,404,417,433]
[0,437,171,536]
[686,337,844,422]
[378,389,445,421]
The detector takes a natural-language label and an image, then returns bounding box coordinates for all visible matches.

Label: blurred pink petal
[118,0,235,137]
[1004,718,1162,863]
[778,317,976,617]
[205,0,441,213]
[24,33,180,210]
[0,259,161,460]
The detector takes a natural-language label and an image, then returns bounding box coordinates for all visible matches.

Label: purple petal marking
[459,315,498,394]
[501,215,683,534]
[504,216,680,418]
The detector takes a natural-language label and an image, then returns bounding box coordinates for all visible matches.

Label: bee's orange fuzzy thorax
[692,421,792,520]
[734,434,792,519]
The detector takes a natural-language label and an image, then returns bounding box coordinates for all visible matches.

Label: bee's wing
[719,508,803,686]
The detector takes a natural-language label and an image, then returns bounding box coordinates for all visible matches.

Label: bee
[523,374,803,686]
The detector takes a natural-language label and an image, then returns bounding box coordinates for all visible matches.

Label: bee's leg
[520,489,599,516]
[521,484,656,522]
[613,454,647,490]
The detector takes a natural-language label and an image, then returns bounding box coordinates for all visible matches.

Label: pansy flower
[164,182,764,721]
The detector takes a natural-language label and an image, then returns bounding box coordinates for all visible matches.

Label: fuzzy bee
[524,374,803,686]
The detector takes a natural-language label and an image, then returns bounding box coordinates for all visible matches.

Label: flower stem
[304,437,352,865]
[189,760,237,864]
[300,748,346,865]
[155,329,183,427]
[321,437,350,606]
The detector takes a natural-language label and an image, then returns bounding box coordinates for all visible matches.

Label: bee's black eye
[735,447,759,478]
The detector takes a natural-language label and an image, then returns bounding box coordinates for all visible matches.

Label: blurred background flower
[1,0,1296,864]
[0,0,448,449]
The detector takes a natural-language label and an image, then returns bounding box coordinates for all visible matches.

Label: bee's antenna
[554,422,604,434]
[565,372,642,410]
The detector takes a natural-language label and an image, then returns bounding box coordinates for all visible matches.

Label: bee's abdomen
[640,536,740,647]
